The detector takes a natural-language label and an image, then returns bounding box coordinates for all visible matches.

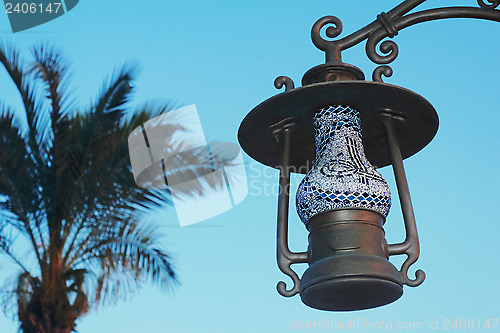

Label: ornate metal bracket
[310,0,500,80]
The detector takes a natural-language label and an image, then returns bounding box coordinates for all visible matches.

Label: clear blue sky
[1,1,499,332]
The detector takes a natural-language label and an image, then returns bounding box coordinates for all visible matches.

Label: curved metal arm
[366,6,500,66]
[377,109,425,287]
[272,120,308,297]
[310,0,500,79]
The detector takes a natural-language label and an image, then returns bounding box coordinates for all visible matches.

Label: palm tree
[0,44,185,333]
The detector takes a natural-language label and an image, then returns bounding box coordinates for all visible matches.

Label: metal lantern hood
[237,0,500,311]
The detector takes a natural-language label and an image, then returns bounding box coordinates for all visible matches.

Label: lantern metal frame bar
[377,109,425,287]
[273,120,308,297]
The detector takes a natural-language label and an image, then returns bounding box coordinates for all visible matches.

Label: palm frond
[0,106,47,264]
[72,218,176,305]
[0,43,49,162]
[58,101,186,254]
[29,44,71,150]
[94,65,135,115]
[0,225,31,274]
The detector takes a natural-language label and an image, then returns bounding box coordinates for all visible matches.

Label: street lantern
[237,0,500,311]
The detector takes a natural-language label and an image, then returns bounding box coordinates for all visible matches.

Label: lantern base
[300,208,403,311]
[300,255,403,311]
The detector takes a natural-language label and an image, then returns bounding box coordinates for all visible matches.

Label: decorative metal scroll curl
[274,76,295,92]
[309,0,500,81]
[372,65,393,83]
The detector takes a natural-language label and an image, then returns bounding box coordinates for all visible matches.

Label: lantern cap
[238,80,438,172]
